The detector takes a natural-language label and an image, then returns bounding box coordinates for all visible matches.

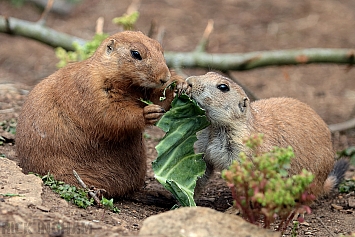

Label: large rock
[139,206,280,237]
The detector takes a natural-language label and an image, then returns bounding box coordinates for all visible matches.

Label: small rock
[224,206,240,215]
[348,197,355,208]
[139,206,279,237]
[36,205,51,212]
[331,204,343,210]
[300,221,310,226]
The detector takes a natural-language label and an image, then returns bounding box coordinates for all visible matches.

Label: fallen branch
[73,170,101,206]
[316,217,336,237]
[165,48,355,71]
[0,15,86,51]
[329,118,355,133]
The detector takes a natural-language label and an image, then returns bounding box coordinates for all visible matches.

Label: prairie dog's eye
[217,84,230,92]
[130,50,142,60]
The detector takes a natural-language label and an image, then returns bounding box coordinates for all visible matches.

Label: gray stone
[139,206,280,237]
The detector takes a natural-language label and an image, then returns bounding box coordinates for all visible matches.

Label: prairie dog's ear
[238,97,248,113]
[106,39,116,54]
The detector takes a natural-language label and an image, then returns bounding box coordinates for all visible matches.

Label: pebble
[331,204,343,210]
[348,197,355,208]
[36,205,51,212]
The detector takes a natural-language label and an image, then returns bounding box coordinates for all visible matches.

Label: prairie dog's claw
[144,104,165,125]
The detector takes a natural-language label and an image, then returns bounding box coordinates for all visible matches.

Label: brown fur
[187,72,348,199]
[16,31,185,198]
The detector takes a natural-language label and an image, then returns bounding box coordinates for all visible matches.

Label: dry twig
[195,19,214,53]
[329,118,355,133]
[37,0,54,25]
[316,217,336,237]
[95,17,104,35]
[73,170,101,205]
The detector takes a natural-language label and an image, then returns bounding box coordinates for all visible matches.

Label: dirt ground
[1,0,355,236]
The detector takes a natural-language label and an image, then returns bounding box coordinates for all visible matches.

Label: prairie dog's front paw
[176,80,191,96]
[144,104,165,125]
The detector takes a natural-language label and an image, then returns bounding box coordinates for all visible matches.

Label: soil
[1,0,355,236]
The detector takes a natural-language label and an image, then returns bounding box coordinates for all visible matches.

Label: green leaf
[153,94,210,206]
[1,193,23,197]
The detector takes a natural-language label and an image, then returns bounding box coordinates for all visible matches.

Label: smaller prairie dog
[187,72,349,199]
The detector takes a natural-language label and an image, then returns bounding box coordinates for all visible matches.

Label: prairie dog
[16,31,186,198]
[187,72,348,199]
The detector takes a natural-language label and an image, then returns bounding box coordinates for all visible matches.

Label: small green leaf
[139,98,153,105]
[1,193,23,197]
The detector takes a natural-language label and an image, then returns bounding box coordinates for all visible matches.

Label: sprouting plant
[339,179,355,193]
[101,197,120,213]
[112,11,140,30]
[139,98,153,105]
[41,173,94,208]
[291,221,299,237]
[337,146,355,194]
[55,33,109,68]
[0,119,17,134]
[337,146,355,166]
[0,193,23,197]
[40,172,120,212]
[222,134,315,233]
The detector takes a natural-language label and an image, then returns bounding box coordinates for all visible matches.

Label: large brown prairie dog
[16,31,186,198]
[187,72,349,199]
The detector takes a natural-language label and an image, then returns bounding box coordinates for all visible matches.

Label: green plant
[55,33,109,68]
[112,11,140,30]
[0,119,17,134]
[291,221,299,237]
[337,146,355,194]
[41,173,120,212]
[41,173,94,208]
[339,179,355,193]
[222,134,315,232]
[101,197,120,213]
[0,193,23,197]
[337,146,355,166]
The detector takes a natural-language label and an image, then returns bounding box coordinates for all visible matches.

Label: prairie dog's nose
[159,70,171,85]
[186,76,197,87]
